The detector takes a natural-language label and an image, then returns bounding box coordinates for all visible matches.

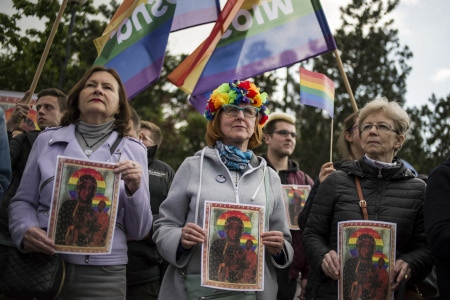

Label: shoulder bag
[0,235,65,299]
[0,136,123,299]
[354,176,439,300]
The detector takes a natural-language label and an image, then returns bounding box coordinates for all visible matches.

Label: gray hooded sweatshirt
[153,146,293,299]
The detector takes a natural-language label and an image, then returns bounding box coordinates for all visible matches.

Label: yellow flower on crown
[204,79,270,125]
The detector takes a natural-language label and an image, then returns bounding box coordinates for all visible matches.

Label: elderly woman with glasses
[302,98,433,299]
[153,80,293,299]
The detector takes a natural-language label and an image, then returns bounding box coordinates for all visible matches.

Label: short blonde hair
[358,97,409,154]
[263,112,296,134]
[140,120,162,146]
[359,97,409,136]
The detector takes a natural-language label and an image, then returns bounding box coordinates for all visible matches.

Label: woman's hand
[321,250,340,280]
[115,160,142,195]
[319,162,335,183]
[390,259,411,291]
[261,231,284,256]
[181,222,206,250]
[23,226,55,255]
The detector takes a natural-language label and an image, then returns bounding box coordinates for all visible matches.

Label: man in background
[0,88,67,236]
[262,112,313,300]
[127,110,175,299]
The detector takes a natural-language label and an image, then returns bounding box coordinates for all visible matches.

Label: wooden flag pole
[333,49,358,112]
[19,0,69,116]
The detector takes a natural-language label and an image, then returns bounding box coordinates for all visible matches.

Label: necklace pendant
[85,148,93,156]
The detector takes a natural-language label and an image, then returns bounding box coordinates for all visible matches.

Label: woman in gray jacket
[153,80,293,300]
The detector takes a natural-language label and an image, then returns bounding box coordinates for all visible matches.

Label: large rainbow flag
[171,0,221,32]
[168,0,337,113]
[299,67,335,118]
[93,0,220,99]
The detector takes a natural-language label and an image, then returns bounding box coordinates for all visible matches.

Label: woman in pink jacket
[8,66,152,299]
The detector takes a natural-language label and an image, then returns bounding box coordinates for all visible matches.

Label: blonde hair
[263,112,296,135]
[140,120,163,146]
[358,97,409,154]
[336,111,359,160]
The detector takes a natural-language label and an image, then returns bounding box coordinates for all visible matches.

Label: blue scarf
[215,141,253,174]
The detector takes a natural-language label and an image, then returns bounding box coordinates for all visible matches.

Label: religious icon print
[48,156,120,254]
[281,185,311,230]
[202,201,264,291]
[338,220,396,300]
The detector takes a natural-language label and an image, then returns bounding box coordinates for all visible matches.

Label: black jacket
[0,130,39,235]
[424,157,450,299]
[303,157,433,299]
[126,147,175,286]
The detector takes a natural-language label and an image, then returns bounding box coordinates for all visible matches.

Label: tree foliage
[294,0,413,177]
[1,0,449,175]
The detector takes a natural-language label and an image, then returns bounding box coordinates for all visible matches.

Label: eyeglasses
[347,125,358,133]
[222,105,260,118]
[361,123,398,134]
[272,130,298,138]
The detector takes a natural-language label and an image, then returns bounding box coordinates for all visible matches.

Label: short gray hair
[359,97,409,136]
[358,97,409,154]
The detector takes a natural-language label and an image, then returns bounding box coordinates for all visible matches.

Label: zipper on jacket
[377,169,382,179]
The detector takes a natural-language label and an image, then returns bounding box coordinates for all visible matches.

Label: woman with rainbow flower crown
[153,80,293,299]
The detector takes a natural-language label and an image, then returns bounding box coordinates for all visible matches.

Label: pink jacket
[8,124,152,265]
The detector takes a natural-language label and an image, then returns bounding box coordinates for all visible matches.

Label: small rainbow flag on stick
[299,67,335,118]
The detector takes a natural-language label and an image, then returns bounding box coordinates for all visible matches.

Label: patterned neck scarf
[215,140,253,174]
[363,155,398,169]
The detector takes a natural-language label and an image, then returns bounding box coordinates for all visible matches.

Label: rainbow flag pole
[299,67,335,161]
[16,0,69,129]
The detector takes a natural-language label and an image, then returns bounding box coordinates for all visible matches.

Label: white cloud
[432,69,450,83]
[401,0,419,5]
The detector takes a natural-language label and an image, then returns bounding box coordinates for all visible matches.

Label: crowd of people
[0,66,447,300]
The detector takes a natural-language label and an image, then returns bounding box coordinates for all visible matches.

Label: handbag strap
[355,176,369,220]
[110,136,123,155]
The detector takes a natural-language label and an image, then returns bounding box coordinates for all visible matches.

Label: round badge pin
[215,175,226,183]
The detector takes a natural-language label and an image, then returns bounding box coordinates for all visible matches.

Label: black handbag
[0,237,65,300]
[395,271,439,300]
[414,268,439,299]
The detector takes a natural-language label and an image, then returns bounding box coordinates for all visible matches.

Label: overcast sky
[4,0,449,109]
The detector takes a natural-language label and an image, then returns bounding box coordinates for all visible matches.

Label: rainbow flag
[299,67,335,118]
[171,0,221,32]
[93,0,220,99]
[168,0,245,93]
[168,0,337,113]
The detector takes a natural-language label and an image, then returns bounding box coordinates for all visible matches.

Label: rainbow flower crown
[204,80,270,125]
